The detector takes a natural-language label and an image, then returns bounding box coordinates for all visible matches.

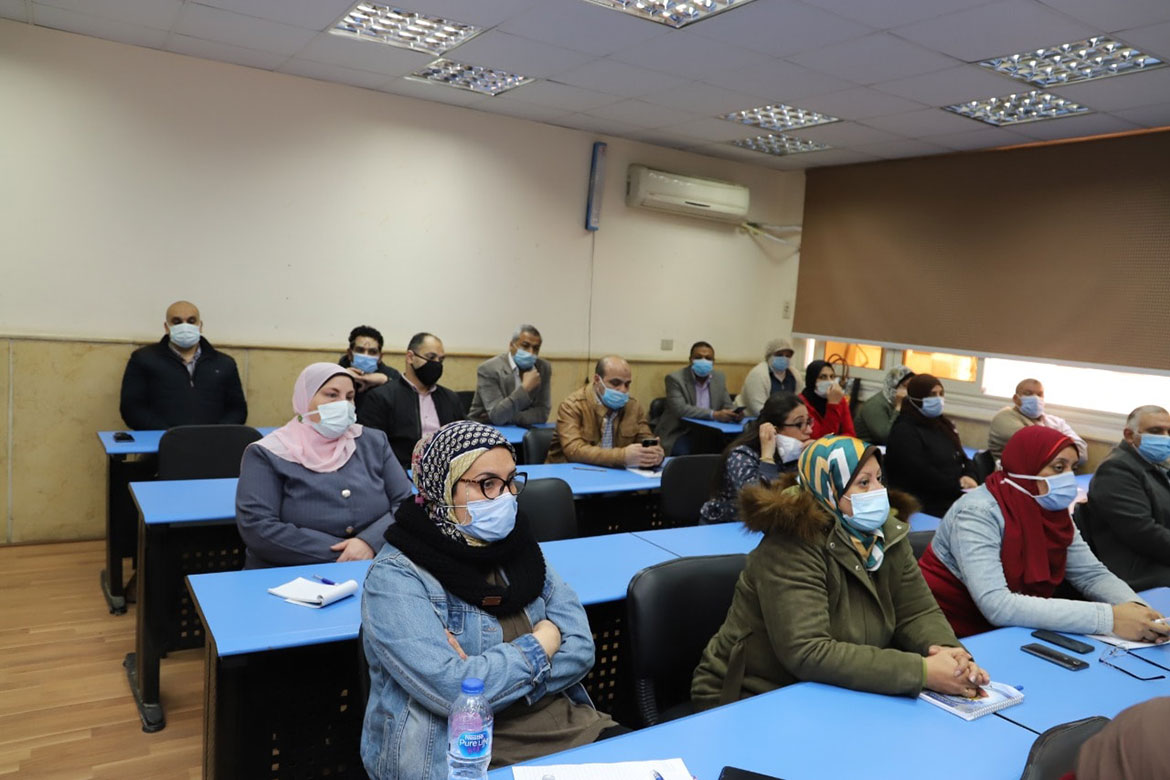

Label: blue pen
[651,772,664,780]
[312,574,337,586]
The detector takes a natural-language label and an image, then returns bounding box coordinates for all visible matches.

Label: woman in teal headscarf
[692,435,990,710]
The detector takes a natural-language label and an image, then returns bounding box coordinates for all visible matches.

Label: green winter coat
[692,473,962,710]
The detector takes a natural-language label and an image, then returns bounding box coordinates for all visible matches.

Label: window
[983,357,1170,416]
[904,350,978,382]
[823,341,883,370]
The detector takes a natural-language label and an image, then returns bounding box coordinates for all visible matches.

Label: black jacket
[119,336,247,430]
[356,375,465,468]
[884,415,975,517]
[1075,440,1170,590]
[338,354,402,414]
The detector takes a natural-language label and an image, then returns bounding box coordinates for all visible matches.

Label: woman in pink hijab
[236,363,414,569]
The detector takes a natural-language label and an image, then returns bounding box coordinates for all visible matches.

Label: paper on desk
[1088,634,1162,650]
[627,467,663,478]
[512,758,691,780]
[267,577,358,608]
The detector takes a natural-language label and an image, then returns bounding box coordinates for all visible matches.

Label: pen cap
[461,677,485,695]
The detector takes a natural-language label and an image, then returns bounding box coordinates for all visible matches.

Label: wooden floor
[0,541,203,779]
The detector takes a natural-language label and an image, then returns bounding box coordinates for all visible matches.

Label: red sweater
[801,394,856,439]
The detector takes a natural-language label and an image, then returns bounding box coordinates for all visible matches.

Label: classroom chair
[973,450,997,484]
[659,454,721,527]
[521,426,556,465]
[648,397,666,432]
[909,530,934,560]
[157,424,262,479]
[518,478,578,541]
[1018,715,1110,780]
[626,554,746,727]
[456,390,475,417]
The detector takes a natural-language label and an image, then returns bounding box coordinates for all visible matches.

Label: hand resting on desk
[925,645,990,697]
[1112,602,1170,643]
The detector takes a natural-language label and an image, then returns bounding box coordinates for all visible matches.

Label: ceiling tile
[702,59,855,102]
[921,125,1037,148]
[166,32,288,69]
[791,121,903,145]
[1047,67,1170,112]
[861,106,986,135]
[498,0,669,56]
[553,113,643,138]
[1006,111,1140,139]
[625,128,701,151]
[873,63,1024,105]
[796,86,928,120]
[686,0,874,58]
[554,59,690,98]
[34,0,181,29]
[494,80,619,112]
[583,99,700,128]
[447,29,593,78]
[377,75,490,108]
[1033,0,1170,32]
[1112,102,1170,127]
[891,0,1098,62]
[643,82,769,115]
[608,28,772,81]
[30,5,169,47]
[789,32,961,84]
[797,148,882,166]
[851,138,952,158]
[1113,20,1170,60]
[474,97,573,123]
[194,0,353,31]
[277,57,392,90]
[174,3,317,55]
[0,0,29,22]
[399,0,541,28]
[800,0,997,30]
[668,116,760,141]
[296,30,431,75]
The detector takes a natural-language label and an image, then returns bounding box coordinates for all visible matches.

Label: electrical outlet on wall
[782,300,792,319]
[660,338,673,351]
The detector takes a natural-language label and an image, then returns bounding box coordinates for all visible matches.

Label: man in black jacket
[119,300,247,430]
[357,331,464,469]
[1077,405,1170,590]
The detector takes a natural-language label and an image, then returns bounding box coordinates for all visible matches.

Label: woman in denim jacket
[360,421,619,780]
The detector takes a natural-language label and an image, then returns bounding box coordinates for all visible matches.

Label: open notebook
[919,681,1024,721]
[267,577,358,609]
[512,758,691,780]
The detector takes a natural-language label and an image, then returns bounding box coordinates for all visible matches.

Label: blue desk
[491,680,1034,780]
[492,422,553,447]
[909,512,941,533]
[682,416,751,435]
[634,524,762,558]
[963,445,979,459]
[524,462,662,496]
[540,534,677,605]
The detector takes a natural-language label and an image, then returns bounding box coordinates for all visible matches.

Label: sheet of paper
[627,467,663,478]
[267,577,358,608]
[512,758,691,780]
[1088,634,1159,650]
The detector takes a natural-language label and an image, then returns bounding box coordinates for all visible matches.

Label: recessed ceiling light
[978,37,1165,88]
[731,133,831,156]
[332,2,482,56]
[943,90,1091,126]
[722,103,840,132]
[406,58,534,96]
[581,0,758,29]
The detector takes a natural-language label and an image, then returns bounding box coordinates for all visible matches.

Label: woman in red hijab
[919,425,1169,640]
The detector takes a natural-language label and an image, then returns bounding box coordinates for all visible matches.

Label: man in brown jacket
[546,355,664,468]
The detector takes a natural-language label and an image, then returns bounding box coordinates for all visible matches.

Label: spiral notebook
[267,577,358,609]
[919,681,1024,721]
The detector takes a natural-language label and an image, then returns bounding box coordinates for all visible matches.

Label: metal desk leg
[124,517,165,732]
[101,455,130,614]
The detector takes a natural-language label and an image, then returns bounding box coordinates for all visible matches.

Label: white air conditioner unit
[625,164,750,223]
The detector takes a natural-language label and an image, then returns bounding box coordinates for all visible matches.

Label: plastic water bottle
[448,677,493,780]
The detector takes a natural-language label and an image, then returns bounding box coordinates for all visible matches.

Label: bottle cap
[461,677,485,695]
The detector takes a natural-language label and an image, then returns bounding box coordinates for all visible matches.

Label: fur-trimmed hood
[738,472,920,545]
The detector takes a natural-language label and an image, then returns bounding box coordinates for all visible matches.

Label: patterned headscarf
[882,365,915,404]
[797,435,886,569]
[411,420,515,545]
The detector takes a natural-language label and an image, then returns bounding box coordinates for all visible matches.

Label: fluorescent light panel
[332,2,481,56]
[979,37,1165,88]
[731,133,831,156]
[943,90,1091,126]
[581,0,758,29]
[406,58,534,96]
[723,103,839,131]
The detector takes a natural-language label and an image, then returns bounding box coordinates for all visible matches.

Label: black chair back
[456,390,475,417]
[648,397,666,432]
[157,424,262,479]
[973,450,997,484]
[518,478,578,541]
[660,454,721,527]
[909,530,934,560]
[357,624,370,712]
[521,427,556,465]
[626,554,746,727]
[1019,716,1110,780]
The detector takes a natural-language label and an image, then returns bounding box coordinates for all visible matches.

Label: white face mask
[308,400,356,439]
[775,434,804,464]
[815,379,834,398]
[169,322,201,349]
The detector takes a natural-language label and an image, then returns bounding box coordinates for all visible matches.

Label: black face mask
[413,357,443,387]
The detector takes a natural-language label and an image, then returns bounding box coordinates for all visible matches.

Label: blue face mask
[460,492,518,543]
[1019,394,1044,419]
[771,355,790,373]
[919,396,945,418]
[1138,433,1170,466]
[1008,471,1078,511]
[351,353,378,373]
[844,488,889,533]
[691,358,713,378]
[601,386,629,411]
[513,349,537,371]
[169,323,201,349]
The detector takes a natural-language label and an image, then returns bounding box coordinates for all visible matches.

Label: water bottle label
[456,729,490,758]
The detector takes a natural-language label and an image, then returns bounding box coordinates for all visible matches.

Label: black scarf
[802,360,830,417]
[384,499,546,617]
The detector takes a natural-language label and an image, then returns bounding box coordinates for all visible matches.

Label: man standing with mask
[656,341,741,455]
[467,324,551,426]
[546,355,663,468]
[987,378,1087,464]
[357,332,464,469]
[1076,405,1170,590]
[119,300,247,429]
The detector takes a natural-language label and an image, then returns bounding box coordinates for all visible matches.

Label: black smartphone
[1031,629,1093,655]
[719,768,785,780]
[1021,642,1089,670]
[642,438,659,447]
[733,406,747,414]
[113,432,135,442]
